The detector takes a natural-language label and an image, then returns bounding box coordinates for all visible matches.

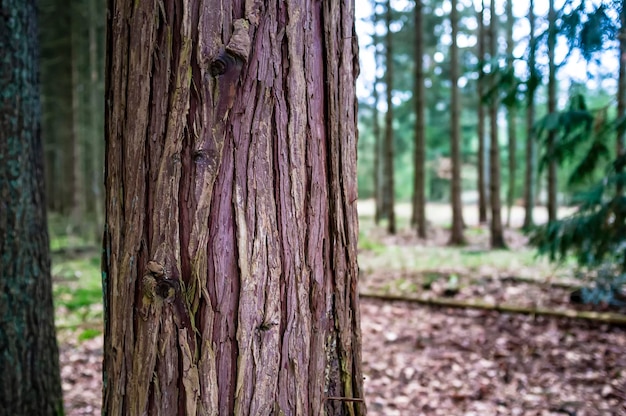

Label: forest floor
[53,203,626,415]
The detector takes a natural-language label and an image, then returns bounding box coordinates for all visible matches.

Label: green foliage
[535,93,595,172]
[77,328,101,342]
[531,108,626,304]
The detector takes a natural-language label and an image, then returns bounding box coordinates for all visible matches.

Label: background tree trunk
[103,1,364,415]
[489,0,506,248]
[383,0,396,234]
[412,0,427,238]
[0,1,64,413]
[40,0,74,215]
[477,0,489,225]
[523,0,537,229]
[617,0,625,194]
[547,0,558,222]
[505,0,516,228]
[449,0,466,245]
[373,7,383,225]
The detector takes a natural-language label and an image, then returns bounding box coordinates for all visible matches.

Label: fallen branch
[359,292,626,326]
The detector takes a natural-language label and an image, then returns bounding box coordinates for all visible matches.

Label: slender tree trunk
[0,1,64,413]
[617,0,626,194]
[489,0,506,248]
[413,0,427,238]
[103,1,364,415]
[40,0,74,214]
[523,0,537,229]
[449,0,465,245]
[383,0,396,234]
[88,0,104,239]
[547,0,558,222]
[477,0,488,224]
[373,8,383,225]
[373,74,383,224]
[70,2,84,232]
[505,0,516,227]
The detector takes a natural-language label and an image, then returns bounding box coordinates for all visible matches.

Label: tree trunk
[547,0,558,223]
[102,1,364,415]
[449,0,465,245]
[40,0,74,215]
[383,0,396,234]
[523,0,537,230]
[373,8,383,225]
[477,0,488,225]
[505,0,516,228]
[413,0,427,238]
[0,1,64,413]
[489,0,506,248]
[70,1,85,232]
[617,0,626,194]
[86,0,105,241]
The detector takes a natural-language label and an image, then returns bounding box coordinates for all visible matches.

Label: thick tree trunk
[547,0,558,223]
[505,0,516,228]
[412,0,427,238]
[449,0,465,245]
[0,1,64,413]
[102,1,364,415]
[523,0,537,229]
[489,0,506,248]
[477,0,488,225]
[383,0,396,234]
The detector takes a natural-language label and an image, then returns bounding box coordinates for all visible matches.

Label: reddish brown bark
[103,1,364,415]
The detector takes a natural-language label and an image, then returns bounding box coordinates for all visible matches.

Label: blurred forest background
[38,0,626,414]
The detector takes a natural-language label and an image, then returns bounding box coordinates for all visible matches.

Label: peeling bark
[103,0,364,415]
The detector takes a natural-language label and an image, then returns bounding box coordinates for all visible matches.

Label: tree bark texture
[412,0,427,239]
[523,0,536,229]
[0,1,64,414]
[547,0,557,222]
[383,0,396,234]
[489,0,506,248]
[477,0,488,225]
[449,0,465,245]
[102,1,364,415]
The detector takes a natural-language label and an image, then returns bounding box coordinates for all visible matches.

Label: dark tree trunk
[547,0,558,222]
[505,0,516,227]
[477,0,488,225]
[102,0,364,415]
[40,0,74,215]
[523,0,537,229]
[489,0,506,248]
[383,0,396,234]
[449,0,466,245]
[412,0,427,238]
[0,1,64,414]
